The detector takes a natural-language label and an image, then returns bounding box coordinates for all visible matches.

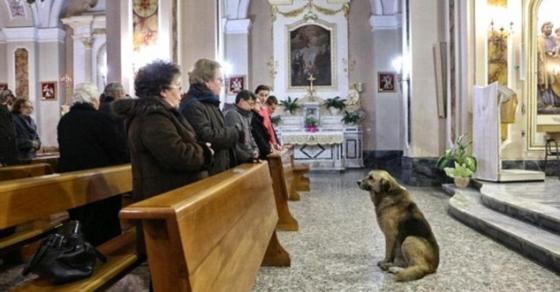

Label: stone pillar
[62,15,106,85]
[224,18,251,103]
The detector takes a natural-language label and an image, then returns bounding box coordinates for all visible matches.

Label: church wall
[248,0,273,92]
[0,42,6,83]
[36,41,65,147]
[407,0,445,157]
[372,29,402,151]
[348,0,376,151]
[179,0,219,86]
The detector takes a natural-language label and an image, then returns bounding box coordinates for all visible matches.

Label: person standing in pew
[57,82,129,246]
[11,98,41,163]
[113,60,214,256]
[251,96,274,160]
[0,89,18,167]
[224,90,259,166]
[180,58,242,175]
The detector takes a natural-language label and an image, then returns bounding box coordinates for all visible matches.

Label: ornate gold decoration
[272,0,349,21]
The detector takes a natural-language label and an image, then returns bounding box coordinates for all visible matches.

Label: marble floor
[1,170,559,291]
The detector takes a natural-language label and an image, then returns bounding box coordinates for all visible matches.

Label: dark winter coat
[57,102,130,246]
[180,83,239,175]
[57,103,129,172]
[13,114,41,162]
[251,111,272,160]
[99,97,130,161]
[0,104,18,166]
[224,106,258,166]
[113,96,213,202]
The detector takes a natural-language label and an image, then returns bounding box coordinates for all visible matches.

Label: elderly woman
[57,82,129,245]
[11,98,41,163]
[180,58,241,175]
[113,60,213,258]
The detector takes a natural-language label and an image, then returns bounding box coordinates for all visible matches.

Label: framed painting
[378,72,396,93]
[40,81,57,101]
[289,23,333,87]
[227,75,246,95]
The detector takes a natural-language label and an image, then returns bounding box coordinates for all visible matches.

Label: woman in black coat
[251,99,272,160]
[11,99,40,163]
[57,83,129,246]
[180,58,241,175]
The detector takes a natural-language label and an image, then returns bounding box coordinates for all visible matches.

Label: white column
[224,18,251,103]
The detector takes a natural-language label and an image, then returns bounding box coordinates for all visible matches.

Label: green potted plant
[323,96,346,115]
[271,116,282,127]
[280,96,300,115]
[435,135,477,188]
[341,110,362,125]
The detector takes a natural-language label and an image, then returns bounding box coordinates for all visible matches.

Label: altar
[278,123,364,171]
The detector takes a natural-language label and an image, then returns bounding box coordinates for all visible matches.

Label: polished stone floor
[1,170,559,291]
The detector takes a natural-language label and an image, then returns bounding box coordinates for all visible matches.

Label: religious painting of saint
[40,81,57,101]
[378,72,396,92]
[289,24,332,87]
[227,75,246,95]
[536,0,560,115]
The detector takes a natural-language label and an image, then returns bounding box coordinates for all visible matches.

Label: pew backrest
[0,164,132,229]
[120,162,280,292]
[0,163,53,182]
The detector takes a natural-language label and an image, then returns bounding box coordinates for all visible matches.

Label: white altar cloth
[281,131,344,145]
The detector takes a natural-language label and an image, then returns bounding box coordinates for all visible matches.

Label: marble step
[448,188,560,272]
[479,185,560,235]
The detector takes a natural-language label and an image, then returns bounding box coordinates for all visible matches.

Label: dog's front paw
[388,266,403,274]
[377,260,392,271]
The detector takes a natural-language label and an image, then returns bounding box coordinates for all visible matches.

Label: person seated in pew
[113,60,214,256]
[224,90,259,166]
[57,82,129,246]
[11,98,41,163]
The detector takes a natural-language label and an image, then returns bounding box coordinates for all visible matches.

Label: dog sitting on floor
[357,170,439,282]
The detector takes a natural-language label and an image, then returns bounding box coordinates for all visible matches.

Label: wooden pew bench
[120,162,291,292]
[0,164,139,291]
[289,153,310,192]
[0,163,53,182]
[267,151,299,231]
[31,154,59,172]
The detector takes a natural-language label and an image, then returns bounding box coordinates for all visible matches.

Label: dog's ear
[380,177,391,192]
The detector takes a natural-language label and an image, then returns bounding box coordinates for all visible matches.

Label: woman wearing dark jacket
[179,58,241,175]
[57,82,129,246]
[113,60,213,258]
[12,99,40,163]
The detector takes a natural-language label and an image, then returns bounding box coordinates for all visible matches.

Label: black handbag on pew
[22,220,107,284]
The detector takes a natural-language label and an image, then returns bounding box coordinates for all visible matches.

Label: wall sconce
[59,73,72,104]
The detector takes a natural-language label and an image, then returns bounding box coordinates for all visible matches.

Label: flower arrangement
[280,96,300,115]
[304,116,318,132]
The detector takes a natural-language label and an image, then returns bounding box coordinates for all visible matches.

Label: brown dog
[357,170,439,282]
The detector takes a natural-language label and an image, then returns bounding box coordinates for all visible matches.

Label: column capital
[369,14,402,31]
[225,18,252,34]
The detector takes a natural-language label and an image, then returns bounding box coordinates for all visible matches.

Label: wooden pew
[0,163,53,182]
[267,150,300,231]
[31,154,59,172]
[0,164,139,292]
[120,162,291,292]
[290,154,311,192]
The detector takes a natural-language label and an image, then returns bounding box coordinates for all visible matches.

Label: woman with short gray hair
[57,82,129,245]
[180,58,242,175]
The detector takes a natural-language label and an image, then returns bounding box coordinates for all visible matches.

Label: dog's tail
[395,264,433,282]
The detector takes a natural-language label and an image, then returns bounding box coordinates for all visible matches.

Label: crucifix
[307,73,316,101]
